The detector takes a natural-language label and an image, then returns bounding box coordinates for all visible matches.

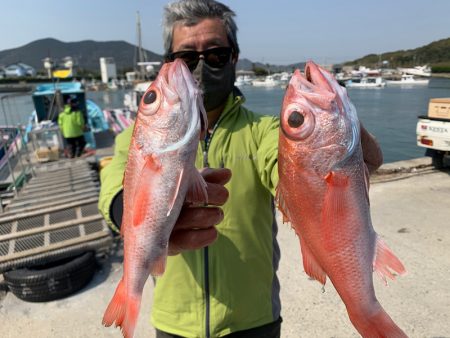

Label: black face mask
[192,59,235,111]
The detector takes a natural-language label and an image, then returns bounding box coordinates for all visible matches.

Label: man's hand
[360,123,383,174]
[168,167,231,256]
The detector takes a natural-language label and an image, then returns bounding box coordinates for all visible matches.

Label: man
[58,96,86,158]
[98,1,383,337]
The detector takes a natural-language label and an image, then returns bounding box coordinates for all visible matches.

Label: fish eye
[143,90,157,104]
[281,105,315,141]
[139,88,161,116]
[288,111,304,128]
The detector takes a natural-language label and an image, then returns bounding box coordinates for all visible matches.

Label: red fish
[102,59,208,338]
[277,61,407,337]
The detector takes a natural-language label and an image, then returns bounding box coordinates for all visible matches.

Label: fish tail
[374,236,407,284]
[102,277,141,338]
[102,277,126,328]
[349,306,408,338]
[119,296,141,338]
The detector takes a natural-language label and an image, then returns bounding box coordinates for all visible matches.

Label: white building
[100,57,117,84]
[3,63,36,77]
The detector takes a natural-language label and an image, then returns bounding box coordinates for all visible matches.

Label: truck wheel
[432,153,444,169]
[2,251,97,302]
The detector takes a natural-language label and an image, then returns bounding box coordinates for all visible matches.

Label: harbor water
[2,77,450,164]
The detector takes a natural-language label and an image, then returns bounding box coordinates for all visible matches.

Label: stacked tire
[3,251,97,302]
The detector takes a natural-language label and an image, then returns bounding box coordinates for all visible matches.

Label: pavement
[1,157,450,338]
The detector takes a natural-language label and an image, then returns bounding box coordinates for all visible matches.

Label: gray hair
[162,0,240,56]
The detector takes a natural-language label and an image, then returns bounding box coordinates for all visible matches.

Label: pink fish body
[277,61,407,338]
[102,59,207,338]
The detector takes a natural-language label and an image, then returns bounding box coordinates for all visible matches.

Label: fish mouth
[305,64,312,83]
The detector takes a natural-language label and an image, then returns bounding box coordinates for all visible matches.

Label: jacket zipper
[202,100,236,337]
[201,120,221,338]
[202,129,213,338]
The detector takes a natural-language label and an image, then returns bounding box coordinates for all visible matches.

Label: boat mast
[135,11,147,80]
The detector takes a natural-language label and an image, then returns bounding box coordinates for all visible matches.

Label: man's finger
[205,182,229,206]
[168,227,218,255]
[201,167,232,185]
[175,207,224,230]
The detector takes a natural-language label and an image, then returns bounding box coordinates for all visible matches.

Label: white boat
[397,65,431,77]
[234,75,246,87]
[235,75,255,86]
[385,74,429,86]
[123,81,152,112]
[345,76,386,88]
[252,75,281,87]
[279,72,291,85]
[350,66,381,77]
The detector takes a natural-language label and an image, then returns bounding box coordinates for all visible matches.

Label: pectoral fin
[133,154,162,227]
[322,171,349,246]
[185,169,208,205]
[167,168,184,217]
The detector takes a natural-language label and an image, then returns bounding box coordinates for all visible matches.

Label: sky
[2,0,450,65]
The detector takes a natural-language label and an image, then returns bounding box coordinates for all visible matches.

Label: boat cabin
[32,82,87,123]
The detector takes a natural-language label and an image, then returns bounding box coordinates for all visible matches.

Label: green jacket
[98,91,280,338]
[57,105,85,138]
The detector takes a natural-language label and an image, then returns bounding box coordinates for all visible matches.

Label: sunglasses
[166,47,233,71]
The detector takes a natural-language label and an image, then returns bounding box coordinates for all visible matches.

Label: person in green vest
[98,1,384,337]
[58,95,86,158]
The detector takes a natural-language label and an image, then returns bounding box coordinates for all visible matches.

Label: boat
[345,76,386,88]
[397,65,431,77]
[252,75,282,87]
[279,72,291,86]
[350,66,382,78]
[123,81,152,113]
[385,74,429,86]
[27,82,113,153]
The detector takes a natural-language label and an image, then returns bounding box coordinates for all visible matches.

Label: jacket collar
[218,87,246,122]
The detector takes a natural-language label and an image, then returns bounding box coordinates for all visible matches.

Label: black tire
[432,152,444,169]
[3,251,97,302]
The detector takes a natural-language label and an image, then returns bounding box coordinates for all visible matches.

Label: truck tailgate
[416,116,450,151]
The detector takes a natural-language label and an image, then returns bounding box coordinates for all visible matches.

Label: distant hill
[0,38,304,75]
[345,37,450,70]
[2,36,450,76]
[0,38,164,73]
[236,58,305,73]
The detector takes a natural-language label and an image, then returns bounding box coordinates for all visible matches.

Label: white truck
[416,98,450,169]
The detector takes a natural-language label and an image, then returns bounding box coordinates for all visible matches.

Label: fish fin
[132,154,162,227]
[300,237,327,285]
[275,186,291,223]
[322,171,351,251]
[119,296,141,338]
[185,169,208,205]
[373,236,406,284]
[102,277,126,328]
[363,163,370,205]
[324,170,349,187]
[167,169,184,217]
[151,248,168,277]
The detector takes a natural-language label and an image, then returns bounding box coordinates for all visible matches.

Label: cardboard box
[428,98,450,119]
[35,147,60,162]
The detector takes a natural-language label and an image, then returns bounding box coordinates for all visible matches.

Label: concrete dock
[1,158,449,338]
